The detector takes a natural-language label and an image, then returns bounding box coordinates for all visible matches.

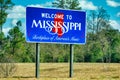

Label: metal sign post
[35,43,40,78]
[70,44,73,77]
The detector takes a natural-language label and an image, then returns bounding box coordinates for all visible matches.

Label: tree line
[0,0,120,63]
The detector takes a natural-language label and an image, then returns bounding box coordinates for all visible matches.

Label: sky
[2,0,120,35]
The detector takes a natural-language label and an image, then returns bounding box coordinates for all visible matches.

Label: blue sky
[3,0,120,35]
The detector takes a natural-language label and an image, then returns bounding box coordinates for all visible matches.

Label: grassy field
[0,63,120,80]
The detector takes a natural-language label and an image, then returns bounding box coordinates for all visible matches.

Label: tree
[52,0,81,10]
[6,20,26,62]
[21,43,35,62]
[6,20,35,62]
[87,7,112,62]
[52,0,66,9]
[7,20,24,55]
[104,29,120,63]
[87,7,110,34]
[98,30,109,62]
[0,0,14,33]
[0,32,4,48]
[0,32,5,60]
[66,0,81,10]
[0,0,14,62]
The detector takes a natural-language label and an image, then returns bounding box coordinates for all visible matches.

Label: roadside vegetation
[0,0,120,79]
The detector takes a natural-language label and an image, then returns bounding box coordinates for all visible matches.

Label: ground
[0,63,120,80]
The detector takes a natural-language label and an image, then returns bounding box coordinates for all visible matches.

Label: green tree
[0,32,5,61]
[66,0,81,10]
[21,43,35,62]
[8,21,24,55]
[0,32,4,48]
[87,7,110,34]
[0,0,14,33]
[52,0,81,10]
[7,20,35,62]
[52,0,66,9]
[104,29,120,63]
[86,7,112,62]
[6,20,25,62]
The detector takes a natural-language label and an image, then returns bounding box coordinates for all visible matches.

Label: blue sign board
[26,7,86,44]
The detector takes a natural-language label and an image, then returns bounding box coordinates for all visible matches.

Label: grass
[0,63,120,80]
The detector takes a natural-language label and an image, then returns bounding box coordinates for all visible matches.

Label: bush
[0,57,17,78]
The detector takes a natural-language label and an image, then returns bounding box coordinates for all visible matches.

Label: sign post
[70,44,73,77]
[35,43,40,78]
[26,7,86,78]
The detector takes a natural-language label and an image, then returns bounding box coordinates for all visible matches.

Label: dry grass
[0,63,120,80]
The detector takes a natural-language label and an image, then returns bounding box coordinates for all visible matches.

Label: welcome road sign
[26,7,86,44]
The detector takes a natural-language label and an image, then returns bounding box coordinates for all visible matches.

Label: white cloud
[7,5,26,18]
[110,20,120,31]
[79,0,97,10]
[7,5,44,19]
[42,2,52,7]
[27,4,43,7]
[117,12,120,17]
[27,2,52,8]
[12,19,18,26]
[3,27,11,36]
[106,0,120,7]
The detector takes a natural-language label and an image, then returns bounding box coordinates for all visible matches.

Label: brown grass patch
[0,63,120,80]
